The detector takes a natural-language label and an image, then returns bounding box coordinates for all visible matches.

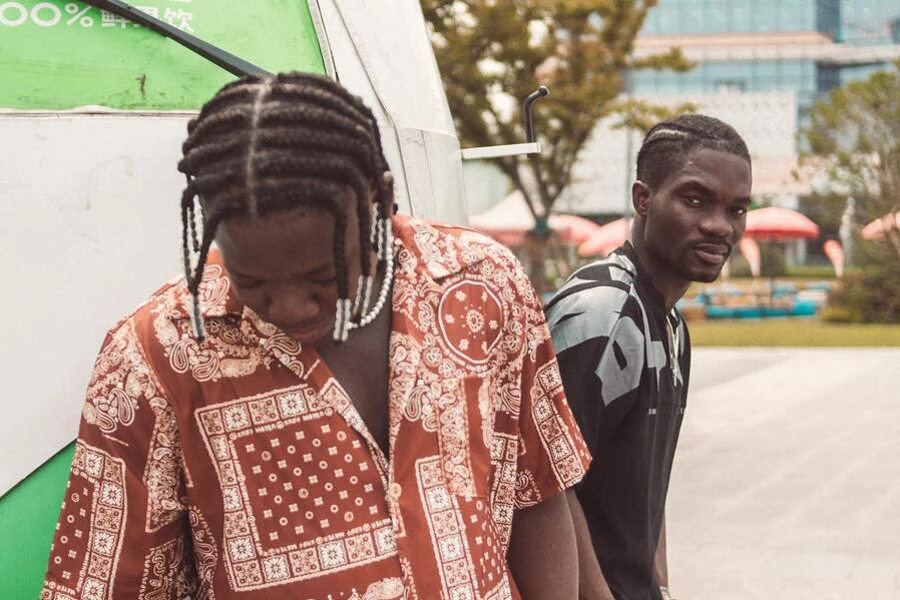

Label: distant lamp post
[839,197,856,267]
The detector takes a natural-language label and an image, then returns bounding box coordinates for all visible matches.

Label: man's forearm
[507,491,579,600]
[566,490,615,600]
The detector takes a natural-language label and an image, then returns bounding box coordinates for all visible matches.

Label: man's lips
[279,320,331,340]
[690,242,731,265]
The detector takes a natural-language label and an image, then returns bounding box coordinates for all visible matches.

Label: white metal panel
[422,131,468,224]
[461,143,542,161]
[328,0,455,133]
[0,113,188,496]
[315,0,469,224]
[395,128,433,217]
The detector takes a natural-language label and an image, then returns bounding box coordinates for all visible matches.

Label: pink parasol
[739,237,761,277]
[553,214,606,245]
[744,207,820,241]
[860,210,900,241]
[577,218,632,257]
[822,239,845,278]
[469,191,601,247]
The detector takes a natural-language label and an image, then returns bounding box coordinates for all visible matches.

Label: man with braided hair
[545,114,752,600]
[42,72,591,600]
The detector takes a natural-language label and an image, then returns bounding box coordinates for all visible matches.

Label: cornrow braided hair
[177,71,393,342]
[636,113,751,190]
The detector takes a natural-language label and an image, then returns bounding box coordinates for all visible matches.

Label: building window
[713,79,747,93]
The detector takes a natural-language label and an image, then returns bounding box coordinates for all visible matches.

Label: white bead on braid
[350,215,394,330]
[333,298,353,343]
[353,274,374,318]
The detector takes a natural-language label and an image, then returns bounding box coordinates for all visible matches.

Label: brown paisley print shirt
[42,215,590,600]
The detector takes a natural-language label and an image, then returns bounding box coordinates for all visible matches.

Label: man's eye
[685,196,703,206]
[733,207,748,216]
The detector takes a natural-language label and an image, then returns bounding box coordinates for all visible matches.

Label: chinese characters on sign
[0,0,195,32]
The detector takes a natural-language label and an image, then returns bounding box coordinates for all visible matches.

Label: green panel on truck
[0,0,326,109]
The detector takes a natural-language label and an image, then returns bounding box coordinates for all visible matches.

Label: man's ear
[632,180,651,217]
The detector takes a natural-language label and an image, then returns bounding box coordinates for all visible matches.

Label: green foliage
[729,254,753,278]
[827,261,900,324]
[819,304,859,324]
[421,0,691,217]
[803,60,900,264]
[784,264,838,279]
[759,244,787,278]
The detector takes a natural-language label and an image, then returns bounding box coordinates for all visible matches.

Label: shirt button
[388,482,402,500]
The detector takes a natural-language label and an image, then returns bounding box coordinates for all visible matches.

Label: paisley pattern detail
[437,280,504,366]
[144,397,188,532]
[42,442,127,600]
[387,218,592,596]
[43,216,590,600]
[188,508,218,600]
[138,537,196,600]
[82,319,161,435]
[356,577,405,600]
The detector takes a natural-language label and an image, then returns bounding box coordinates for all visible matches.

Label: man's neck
[631,242,690,313]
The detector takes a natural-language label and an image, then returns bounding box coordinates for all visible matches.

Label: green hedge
[826,261,900,324]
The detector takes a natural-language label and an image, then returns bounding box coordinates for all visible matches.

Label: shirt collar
[391,214,488,282]
[614,242,671,318]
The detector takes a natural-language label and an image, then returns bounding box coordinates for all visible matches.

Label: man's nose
[268,284,321,325]
[698,210,734,238]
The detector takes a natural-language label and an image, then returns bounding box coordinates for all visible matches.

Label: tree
[804,60,900,265]
[421,1,690,290]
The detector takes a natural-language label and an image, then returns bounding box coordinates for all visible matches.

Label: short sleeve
[511,275,591,509]
[547,289,646,458]
[42,319,195,600]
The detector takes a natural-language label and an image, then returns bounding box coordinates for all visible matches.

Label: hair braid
[178,72,392,342]
[636,113,751,190]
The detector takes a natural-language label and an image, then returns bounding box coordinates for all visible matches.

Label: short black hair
[177,72,392,340]
[636,113,751,190]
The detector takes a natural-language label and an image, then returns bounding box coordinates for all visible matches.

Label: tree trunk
[887,228,900,264]
[523,233,549,298]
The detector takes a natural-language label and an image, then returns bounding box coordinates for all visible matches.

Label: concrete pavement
[668,348,900,600]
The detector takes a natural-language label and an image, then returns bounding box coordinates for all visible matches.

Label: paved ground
[667,348,900,600]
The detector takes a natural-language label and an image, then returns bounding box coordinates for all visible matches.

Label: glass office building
[632,1,900,121]
[642,0,840,37]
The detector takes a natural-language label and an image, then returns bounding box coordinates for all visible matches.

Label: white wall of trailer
[314,0,469,224]
[0,111,189,495]
[1,0,469,497]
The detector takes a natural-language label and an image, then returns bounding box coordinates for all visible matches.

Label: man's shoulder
[99,276,180,337]
[546,252,641,316]
[393,214,526,280]
[545,253,648,354]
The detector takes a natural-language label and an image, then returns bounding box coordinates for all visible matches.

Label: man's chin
[687,266,725,284]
